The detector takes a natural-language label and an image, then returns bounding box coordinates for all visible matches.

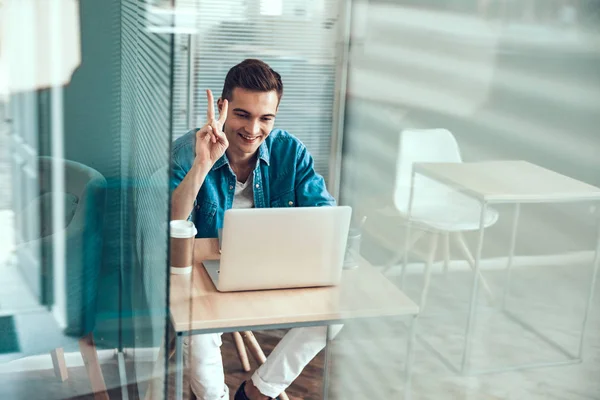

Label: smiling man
[170,59,340,400]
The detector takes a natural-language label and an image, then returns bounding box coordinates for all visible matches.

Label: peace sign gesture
[194,89,229,168]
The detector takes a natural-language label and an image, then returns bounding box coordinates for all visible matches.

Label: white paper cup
[170,220,197,275]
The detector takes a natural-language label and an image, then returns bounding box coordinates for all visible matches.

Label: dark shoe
[234,380,281,400]
[234,381,251,400]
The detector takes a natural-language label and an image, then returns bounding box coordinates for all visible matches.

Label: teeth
[241,134,256,140]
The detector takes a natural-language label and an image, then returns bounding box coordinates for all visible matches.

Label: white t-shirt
[232,174,254,209]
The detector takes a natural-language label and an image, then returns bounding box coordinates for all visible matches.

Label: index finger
[206,89,215,121]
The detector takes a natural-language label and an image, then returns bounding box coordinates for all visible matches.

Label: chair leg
[420,233,439,311]
[383,229,426,275]
[453,232,494,302]
[241,331,266,364]
[232,332,251,372]
[50,347,68,382]
[241,332,290,400]
[442,232,451,277]
[79,333,110,400]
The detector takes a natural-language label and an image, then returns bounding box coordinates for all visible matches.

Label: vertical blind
[172,0,343,182]
[122,0,172,394]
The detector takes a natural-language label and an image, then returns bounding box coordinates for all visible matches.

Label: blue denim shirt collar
[259,140,271,165]
[211,140,271,171]
[211,154,229,171]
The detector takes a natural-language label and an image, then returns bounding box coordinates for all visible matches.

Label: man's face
[218,87,278,158]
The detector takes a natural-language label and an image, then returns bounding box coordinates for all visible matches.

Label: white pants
[184,325,343,400]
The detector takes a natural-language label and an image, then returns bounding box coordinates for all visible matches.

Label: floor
[396,264,600,400]
[0,358,141,400]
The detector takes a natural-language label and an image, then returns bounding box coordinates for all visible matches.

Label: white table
[169,238,420,399]
[408,160,600,375]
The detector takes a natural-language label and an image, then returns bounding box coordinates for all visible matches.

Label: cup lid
[170,220,197,238]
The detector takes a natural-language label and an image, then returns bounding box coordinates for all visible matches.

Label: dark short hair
[221,59,283,104]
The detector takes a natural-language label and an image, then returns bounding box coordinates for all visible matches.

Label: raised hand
[194,89,229,168]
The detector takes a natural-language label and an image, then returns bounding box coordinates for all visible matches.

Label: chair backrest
[393,129,462,212]
[38,156,107,336]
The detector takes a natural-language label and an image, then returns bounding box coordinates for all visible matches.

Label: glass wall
[1,0,597,399]
[121,0,173,398]
[0,0,171,398]
[340,0,600,398]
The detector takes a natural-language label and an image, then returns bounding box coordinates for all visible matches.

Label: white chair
[383,129,499,310]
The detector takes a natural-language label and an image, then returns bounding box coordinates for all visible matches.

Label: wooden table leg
[79,333,110,400]
[241,331,290,400]
[232,332,251,372]
[50,348,68,382]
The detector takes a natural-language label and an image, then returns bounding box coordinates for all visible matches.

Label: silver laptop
[203,206,352,292]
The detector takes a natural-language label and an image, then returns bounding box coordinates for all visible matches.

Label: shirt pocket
[270,189,296,208]
[194,200,218,236]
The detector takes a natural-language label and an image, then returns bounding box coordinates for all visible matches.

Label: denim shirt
[171,128,336,238]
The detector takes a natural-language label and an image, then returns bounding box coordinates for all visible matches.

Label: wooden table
[409,160,600,375]
[169,238,420,400]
